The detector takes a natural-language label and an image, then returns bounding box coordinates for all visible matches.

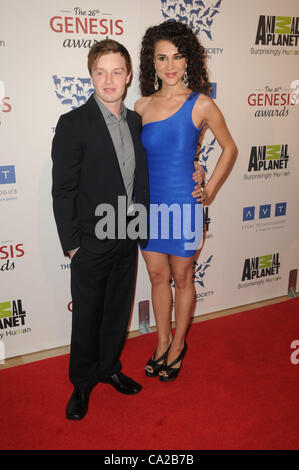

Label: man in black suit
[51,39,149,420]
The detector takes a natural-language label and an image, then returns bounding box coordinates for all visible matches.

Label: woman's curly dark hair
[139,20,211,96]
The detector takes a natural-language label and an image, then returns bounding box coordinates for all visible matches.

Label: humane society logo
[53,75,95,110]
[194,255,215,302]
[198,136,216,175]
[170,255,215,302]
[193,255,213,287]
[161,0,222,40]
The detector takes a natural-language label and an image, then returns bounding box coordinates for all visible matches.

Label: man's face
[91,52,131,106]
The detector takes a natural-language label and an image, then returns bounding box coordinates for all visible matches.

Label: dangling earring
[154,71,159,91]
[182,68,189,88]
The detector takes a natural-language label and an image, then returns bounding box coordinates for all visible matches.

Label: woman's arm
[193,96,238,205]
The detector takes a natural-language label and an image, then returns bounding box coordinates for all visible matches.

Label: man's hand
[68,247,80,260]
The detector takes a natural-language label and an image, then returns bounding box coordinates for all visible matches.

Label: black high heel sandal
[159,342,187,382]
[144,341,173,377]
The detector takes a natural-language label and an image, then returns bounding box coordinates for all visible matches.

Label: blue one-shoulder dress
[141,92,204,258]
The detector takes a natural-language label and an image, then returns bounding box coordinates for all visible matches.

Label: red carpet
[0,298,298,450]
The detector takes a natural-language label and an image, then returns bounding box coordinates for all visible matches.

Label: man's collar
[93,93,127,120]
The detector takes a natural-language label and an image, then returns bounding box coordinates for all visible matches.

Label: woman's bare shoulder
[134,95,153,115]
[194,92,220,118]
[197,93,214,108]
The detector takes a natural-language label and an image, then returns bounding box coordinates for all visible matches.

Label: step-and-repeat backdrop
[1,0,298,359]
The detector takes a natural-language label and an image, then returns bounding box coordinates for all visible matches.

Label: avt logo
[243,203,287,221]
[241,253,280,281]
[255,15,299,46]
[0,166,16,184]
[0,299,26,330]
[248,145,289,172]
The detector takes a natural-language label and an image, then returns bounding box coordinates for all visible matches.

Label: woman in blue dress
[135,21,237,382]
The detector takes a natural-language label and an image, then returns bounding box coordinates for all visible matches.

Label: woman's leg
[142,250,173,372]
[160,254,195,373]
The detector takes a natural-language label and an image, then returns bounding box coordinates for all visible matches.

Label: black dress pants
[69,239,137,389]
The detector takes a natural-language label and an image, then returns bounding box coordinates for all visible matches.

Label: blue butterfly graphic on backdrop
[170,255,213,289]
[193,255,213,287]
[52,75,95,109]
[160,0,222,39]
[198,137,216,174]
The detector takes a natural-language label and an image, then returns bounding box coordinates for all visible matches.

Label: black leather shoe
[99,371,142,395]
[65,388,92,420]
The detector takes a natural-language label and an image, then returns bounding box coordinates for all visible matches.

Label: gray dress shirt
[93,94,136,213]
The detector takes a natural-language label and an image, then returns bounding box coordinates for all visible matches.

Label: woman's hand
[191,160,206,201]
[193,181,215,206]
[192,159,205,185]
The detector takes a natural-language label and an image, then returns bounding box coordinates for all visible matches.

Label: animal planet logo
[248,144,289,172]
[53,75,95,110]
[161,0,222,40]
[0,299,27,331]
[241,253,280,282]
[243,144,290,183]
[255,15,299,47]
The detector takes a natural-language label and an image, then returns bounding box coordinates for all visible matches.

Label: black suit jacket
[51,95,149,254]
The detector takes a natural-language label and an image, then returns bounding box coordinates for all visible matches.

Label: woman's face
[154,40,187,88]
